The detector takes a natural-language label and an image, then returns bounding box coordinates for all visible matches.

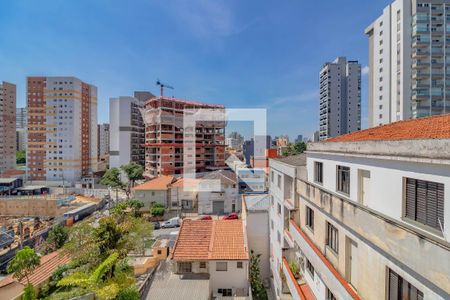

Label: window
[200,262,206,269]
[277,203,281,215]
[337,166,350,195]
[314,162,323,183]
[327,288,337,300]
[216,262,227,271]
[306,259,314,277]
[218,289,232,297]
[277,174,281,188]
[178,262,192,273]
[237,262,243,269]
[326,222,339,254]
[404,178,444,231]
[271,171,274,183]
[306,206,314,231]
[388,269,423,300]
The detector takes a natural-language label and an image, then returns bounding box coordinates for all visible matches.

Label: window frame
[216,262,228,272]
[314,161,323,184]
[306,206,314,231]
[237,261,243,269]
[326,222,339,254]
[306,259,315,278]
[178,262,192,273]
[336,165,351,195]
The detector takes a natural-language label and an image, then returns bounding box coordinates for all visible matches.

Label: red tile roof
[326,114,450,142]
[133,175,175,191]
[172,219,248,261]
[0,251,71,289]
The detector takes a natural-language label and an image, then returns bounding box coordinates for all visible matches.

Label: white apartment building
[366,0,450,127]
[97,123,109,160]
[269,114,450,300]
[27,77,97,184]
[319,57,361,141]
[0,82,16,173]
[109,92,153,168]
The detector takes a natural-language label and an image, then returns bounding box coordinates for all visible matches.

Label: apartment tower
[319,57,361,141]
[144,96,225,177]
[27,77,97,183]
[109,91,154,169]
[0,82,17,173]
[97,123,110,161]
[366,0,450,127]
[16,107,27,152]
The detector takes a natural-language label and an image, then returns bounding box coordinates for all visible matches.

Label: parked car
[222,213,239,220]
[152,221,161,230]
[161,217,181,228]
[200,215,212,220]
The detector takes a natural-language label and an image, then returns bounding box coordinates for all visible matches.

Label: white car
[161,217,181,228]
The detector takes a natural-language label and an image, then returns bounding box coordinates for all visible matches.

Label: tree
[281,141,307,157]
[46,225,69,252]
[7,246,41,286]
[128,199,144,217]
[100,168,126,201]
[249,250,267,300]
[121,162,144,200]
[150,203,165,217]
[16,150,26,165]
[94,217,125,258]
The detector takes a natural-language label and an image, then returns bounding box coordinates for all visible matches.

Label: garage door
[212,201,225,215]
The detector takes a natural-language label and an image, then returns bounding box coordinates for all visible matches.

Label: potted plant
[289,260,300,279]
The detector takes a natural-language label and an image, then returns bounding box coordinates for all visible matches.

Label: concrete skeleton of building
[319,57,361,141]
[109,91,154,169]
[26,76,97,184]
[143,96,226,177]
[268,114,450,300]
[0,82,16,174]
[366,0,450,127]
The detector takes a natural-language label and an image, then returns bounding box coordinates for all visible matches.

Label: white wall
[209,260,249,296]
[246,211,270,280]
[307,153,450,243]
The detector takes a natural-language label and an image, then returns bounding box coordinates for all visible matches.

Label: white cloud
[362,65,369,76]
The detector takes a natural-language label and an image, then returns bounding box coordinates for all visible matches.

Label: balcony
[282,257,314,300]
[289,220,361,300]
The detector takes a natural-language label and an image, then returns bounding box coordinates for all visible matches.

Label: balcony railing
[282,257,313,300]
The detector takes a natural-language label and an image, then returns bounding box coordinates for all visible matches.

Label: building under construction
[144,96,226,177]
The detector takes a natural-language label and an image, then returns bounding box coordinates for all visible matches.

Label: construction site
[143,96,226,177]
[0,193,104,273]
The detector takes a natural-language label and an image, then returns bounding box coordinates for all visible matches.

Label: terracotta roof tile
[172,219,248,261]
[326,114,450,142]
[133,175,175,191]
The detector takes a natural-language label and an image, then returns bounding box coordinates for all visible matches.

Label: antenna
[156,79,174,97]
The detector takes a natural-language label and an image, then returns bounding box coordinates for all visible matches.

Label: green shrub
[151,206,165,216]
[116,286,140,300]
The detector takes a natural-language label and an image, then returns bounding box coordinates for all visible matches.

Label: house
[132,175,176,209]
[269,114,450,300]
[0,251,71,300]
[197,170,239,215]
[169,178,200,212]
[241,194,271,282]
[167,219,249,299]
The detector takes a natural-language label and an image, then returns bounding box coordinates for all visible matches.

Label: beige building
[0,82,16,173]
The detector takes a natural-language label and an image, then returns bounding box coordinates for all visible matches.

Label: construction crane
[156,79,174,97]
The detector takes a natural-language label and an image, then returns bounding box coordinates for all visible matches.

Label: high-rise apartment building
[97,123,110,160]
[144,96,226,177]
[16,108,27,152]
[0,82,16,173]
[26,77,97,183]
[319,57,361,140]
[109,92,154,169]
[366,0,450,127]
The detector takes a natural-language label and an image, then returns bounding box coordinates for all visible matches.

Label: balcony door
[346,238,358,290]
[358,169,371,206]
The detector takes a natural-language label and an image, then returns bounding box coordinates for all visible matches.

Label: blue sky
[0,0,392,140]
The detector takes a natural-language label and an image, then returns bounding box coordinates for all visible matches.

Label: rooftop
[146,96,224,109]
[326,114,450,142]
[171,219,248,261]
[271,154,306,166]
[133,175,175,191]
[243,194,270,211]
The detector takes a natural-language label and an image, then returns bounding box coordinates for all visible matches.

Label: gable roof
[133,175,175,191]
[171,219,248,261]
[326,114,450,143]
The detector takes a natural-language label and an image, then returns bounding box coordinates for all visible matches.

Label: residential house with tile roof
[269,114,450,300]
[170,219,249,298]
[132,175,176,209]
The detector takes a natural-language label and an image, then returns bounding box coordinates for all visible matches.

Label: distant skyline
[0,0,392,139]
